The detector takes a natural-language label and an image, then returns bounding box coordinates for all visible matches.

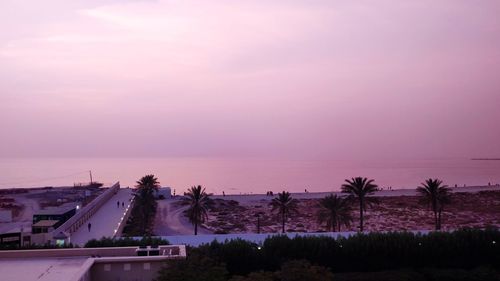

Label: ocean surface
[0,157,499,195]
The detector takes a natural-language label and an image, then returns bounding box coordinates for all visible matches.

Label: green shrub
[84,236,169,248]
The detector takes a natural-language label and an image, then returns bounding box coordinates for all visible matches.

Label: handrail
[113,196,135,238]
[53,182,120,236]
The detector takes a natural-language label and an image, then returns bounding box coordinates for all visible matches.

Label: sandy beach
[154,185,500,235]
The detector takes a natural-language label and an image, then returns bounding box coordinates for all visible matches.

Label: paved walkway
[70,188,133,246]
[154,199,211,236]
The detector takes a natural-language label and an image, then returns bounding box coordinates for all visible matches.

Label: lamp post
[255,212,264,234]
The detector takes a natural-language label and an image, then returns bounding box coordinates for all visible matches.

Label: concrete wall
[90,259,165,281]
[30,232,52,245]
[0,245,184,259]
[0,245,187,281]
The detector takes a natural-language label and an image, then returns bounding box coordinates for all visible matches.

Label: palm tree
[134,174,161,234]
[270,191,299,233]
[317,194,353,232]
[181,185,210,235]
[416,178,451,230]
[341,177,378,232]
[136,174,161,193]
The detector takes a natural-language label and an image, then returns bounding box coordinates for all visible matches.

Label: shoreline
[210,184,500,201]
[197,186,500,235]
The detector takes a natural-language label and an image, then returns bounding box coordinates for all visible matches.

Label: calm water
[0,157,499,195]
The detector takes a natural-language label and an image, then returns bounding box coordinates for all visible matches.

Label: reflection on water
[0,157,499,195]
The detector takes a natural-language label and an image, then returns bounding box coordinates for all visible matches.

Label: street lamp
[254,212,264,234]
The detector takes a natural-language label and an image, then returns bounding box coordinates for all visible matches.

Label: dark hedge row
[194,228,499,276]
[84,236,169,248]
[0,243,76,250]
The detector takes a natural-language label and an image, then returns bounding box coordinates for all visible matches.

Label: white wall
[0,210,12,223]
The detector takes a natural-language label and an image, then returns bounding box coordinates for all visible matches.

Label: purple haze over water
[0,158,499,195]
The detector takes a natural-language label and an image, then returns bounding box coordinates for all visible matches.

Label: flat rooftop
[0,257,88,281]
[0,221,31,234]
[32,220,59,227]
[0,245,186,281]
[34,205,76,216]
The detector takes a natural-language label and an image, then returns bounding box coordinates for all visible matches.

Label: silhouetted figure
[88,222,91,232]
[122,202,124,208]
[222,191,225,196]
[117,201,119,208]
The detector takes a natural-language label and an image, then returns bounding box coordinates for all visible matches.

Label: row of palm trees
[265,177,452,233]
[134,175,451,235]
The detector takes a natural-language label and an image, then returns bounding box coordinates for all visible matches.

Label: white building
[155,187,171,199]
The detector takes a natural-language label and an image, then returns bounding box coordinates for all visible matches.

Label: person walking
[117,201,120,208]
[88,222,92,232]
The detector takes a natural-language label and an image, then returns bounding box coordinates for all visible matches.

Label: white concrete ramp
[70,189,133,246]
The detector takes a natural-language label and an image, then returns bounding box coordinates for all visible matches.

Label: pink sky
[1,0,500,160]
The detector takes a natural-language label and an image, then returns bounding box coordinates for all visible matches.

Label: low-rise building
[32,204,77,232]
[155,187,171,199]
[32,220,60,234]
[0,244,186,281]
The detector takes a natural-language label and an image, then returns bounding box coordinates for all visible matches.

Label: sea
[0,157,499,195]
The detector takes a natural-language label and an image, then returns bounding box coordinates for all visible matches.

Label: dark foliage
[123,174,160,236]
[417,178,452,230]
[181,185,211,235]
[270,191,299,233]
[341,177,379,232]
[334,267,500,281]
[316,194,353,232]
[277,260,333,281]
[0,243,75,250]
[84,236,169,248]
[262,228,499,273]
[229,260,333,281]
[155,229,499,281]
[188,228,499,276]
[229,271,275,281]
[155,251,228,281]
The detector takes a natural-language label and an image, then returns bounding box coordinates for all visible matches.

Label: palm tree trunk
[434,211,438,231]
[438,210,442,230]
[282,212,285,233]
[142,208,147,235]
[194,222,198,235]
[359,199,364,232]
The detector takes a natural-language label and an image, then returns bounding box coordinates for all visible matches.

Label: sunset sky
[1,0,500,160]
